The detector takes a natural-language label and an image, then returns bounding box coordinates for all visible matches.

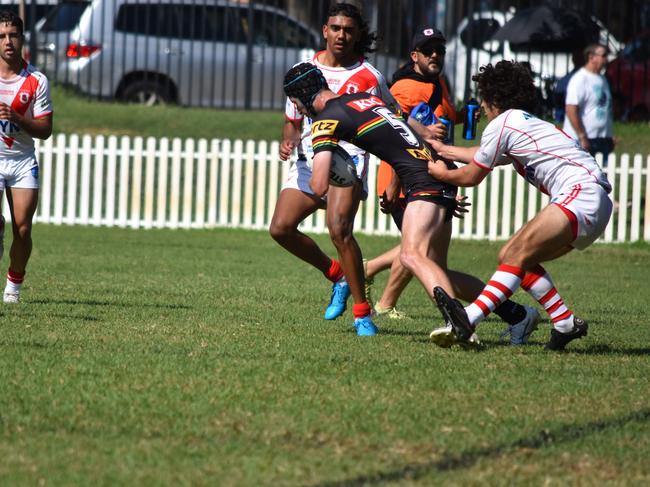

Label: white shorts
[0,154,40,192]
[552,183,612,250]
[281,155,369,200]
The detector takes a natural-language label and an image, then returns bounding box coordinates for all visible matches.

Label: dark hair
[327,2,377,56]
[472,60,538,114]
[284,62,329,114]
[0,10,24,36]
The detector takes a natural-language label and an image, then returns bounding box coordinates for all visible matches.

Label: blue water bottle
[463,98,480,140]
[438,114,454,145]
[410,102,434,125]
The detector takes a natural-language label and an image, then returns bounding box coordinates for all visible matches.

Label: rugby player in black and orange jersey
[283,62,465,326]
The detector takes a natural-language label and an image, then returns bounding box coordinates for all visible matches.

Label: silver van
[55,0,319,109]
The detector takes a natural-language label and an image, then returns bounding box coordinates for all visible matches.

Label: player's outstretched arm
[428,159,488,187]
[428,138,478,165]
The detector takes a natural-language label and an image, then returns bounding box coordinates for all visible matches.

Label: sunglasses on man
[418,44,446,57]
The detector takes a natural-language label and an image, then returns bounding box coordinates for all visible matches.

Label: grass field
[1,224,649,486]
[50,86,650,156]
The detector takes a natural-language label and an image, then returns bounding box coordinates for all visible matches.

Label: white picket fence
[7,133,650,242]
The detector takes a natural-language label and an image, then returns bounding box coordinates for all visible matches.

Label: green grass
[51,86,650,154]
[1,225,649,486]
[51,86,284,141]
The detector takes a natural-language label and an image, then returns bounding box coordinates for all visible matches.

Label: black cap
[411,26,446,51]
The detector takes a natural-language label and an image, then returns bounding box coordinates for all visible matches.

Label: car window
[115,4,246,42]
[245,10,316,48]
[40,1,89,32]
[460,18,501,48]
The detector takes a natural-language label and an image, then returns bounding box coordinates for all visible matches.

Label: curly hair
[472,60,538,114]
[0,10,24,35]
[327,2,377,56]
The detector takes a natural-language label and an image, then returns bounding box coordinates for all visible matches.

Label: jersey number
[373,106,419,146]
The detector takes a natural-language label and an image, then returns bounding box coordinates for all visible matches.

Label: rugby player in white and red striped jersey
[427,60,612,351]
[270,3,397,336]
[0,10,53,304]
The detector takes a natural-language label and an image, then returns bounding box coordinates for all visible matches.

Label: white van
[53,0,319,109]
[444,9,621,104]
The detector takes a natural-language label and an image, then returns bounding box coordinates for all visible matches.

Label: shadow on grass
[312,408,650,487]
[28,298,191,309]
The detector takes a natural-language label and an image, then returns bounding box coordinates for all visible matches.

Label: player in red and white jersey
[0,10,53,304]
[427,61,612,351]
[270,3,397,336]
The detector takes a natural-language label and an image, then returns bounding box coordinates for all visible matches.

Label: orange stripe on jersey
[10,73,39,116]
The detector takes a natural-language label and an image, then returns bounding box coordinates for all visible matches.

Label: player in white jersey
[269,3,397,336]
[426,60,612,351]
[0,11,53,303]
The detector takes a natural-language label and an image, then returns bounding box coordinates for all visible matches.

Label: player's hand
[0,102,17,122]
[427,136,444,153]
[380,190,398,214]
[429,121,448,141]
[279,140,296,161]
[452,195,471,219]
[427,159,447,178]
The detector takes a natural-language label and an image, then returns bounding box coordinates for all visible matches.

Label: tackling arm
[428,138,479,164]
[428,158,489,187]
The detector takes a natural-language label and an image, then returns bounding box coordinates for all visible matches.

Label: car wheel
[120,79,174,106]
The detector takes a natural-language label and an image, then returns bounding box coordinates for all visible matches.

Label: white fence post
[130,136,143,229]
[66,134,79,225]
[92,135,105,226]
[182,138,195,229]
[79,135,92,225]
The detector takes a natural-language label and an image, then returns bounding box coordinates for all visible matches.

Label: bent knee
[269,219,295,242]
[399,248,419,272]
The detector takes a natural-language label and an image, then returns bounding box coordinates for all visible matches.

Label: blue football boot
[354,315,378,336]
[324,280,350,320]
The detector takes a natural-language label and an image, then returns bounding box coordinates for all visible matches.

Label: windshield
[40,1,89,32]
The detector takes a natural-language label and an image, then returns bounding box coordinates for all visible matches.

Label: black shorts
[390,198,407,231]
[406,190,457,223]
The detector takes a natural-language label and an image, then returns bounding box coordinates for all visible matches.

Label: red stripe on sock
[521,264,546,290]
[487,280,512,298]
[496,264,525,278]
[475,299,491,316]
[546,300,564,314]
[352,302,371,319]
[481,289,501,306]
[539,289,557,306]
[325,259,344,283]
[552,310,573,323]
[7,269,24,284]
